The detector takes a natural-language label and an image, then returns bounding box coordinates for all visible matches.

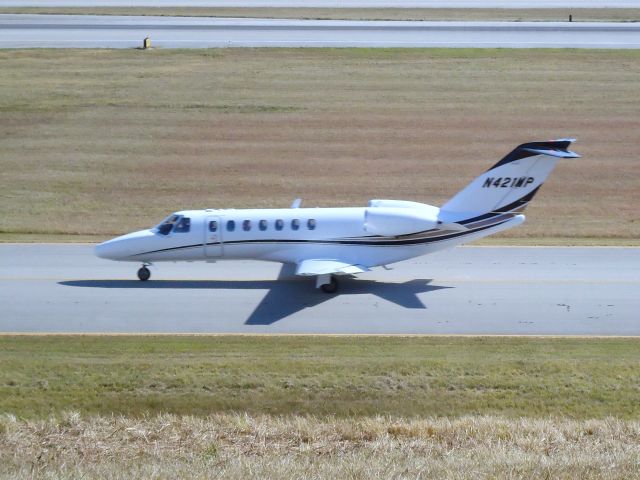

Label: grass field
[1,48,639,243]
[1,335,639,478]
[2,336,639,419]
[2,7,639,22]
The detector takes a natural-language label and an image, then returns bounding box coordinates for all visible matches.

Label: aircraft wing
[295,259,369,276]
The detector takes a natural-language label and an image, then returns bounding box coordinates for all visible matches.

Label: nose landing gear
[321,277,338,294]
[317,274,338,294]
[137,264,151,281]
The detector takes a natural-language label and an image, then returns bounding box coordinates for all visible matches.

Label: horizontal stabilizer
[522,147,580,158]
[296,259,369,276]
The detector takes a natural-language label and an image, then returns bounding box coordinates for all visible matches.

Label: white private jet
[95,139,579,293]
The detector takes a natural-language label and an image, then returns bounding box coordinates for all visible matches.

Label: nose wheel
[137,265,151,281]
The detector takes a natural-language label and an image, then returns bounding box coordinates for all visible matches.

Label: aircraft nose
[95,239,124,260]
[95,230,153,260]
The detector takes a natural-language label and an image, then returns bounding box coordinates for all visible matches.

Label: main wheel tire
[137,266,151,281]
[320,277,338,294]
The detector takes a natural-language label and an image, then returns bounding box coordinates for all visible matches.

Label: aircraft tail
[439,139,580,226]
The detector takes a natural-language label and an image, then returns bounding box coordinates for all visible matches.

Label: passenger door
[204,216,223,257]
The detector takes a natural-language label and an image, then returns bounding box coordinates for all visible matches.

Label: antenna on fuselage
[291,198,302,208]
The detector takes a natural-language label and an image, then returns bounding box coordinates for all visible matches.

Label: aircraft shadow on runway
[60,271,451,325]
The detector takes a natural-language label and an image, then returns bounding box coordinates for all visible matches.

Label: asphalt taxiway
[2,15,639,48]
[1,244,637,334]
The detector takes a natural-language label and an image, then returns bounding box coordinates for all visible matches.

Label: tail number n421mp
[482,177,535,188]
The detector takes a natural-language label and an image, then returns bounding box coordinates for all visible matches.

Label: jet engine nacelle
[364,205,440,237]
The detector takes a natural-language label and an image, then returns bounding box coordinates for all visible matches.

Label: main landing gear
[317,274,338,294]
[137,264,151,281]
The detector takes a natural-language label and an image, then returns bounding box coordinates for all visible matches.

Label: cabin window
[291,219,300,231]
[227,220,235,232]
[243,220,252,231]
[259,220,268,231]
[174,217,191,233]
[307,219,316,230]
[208,220,218,232]
[275,219,284,231]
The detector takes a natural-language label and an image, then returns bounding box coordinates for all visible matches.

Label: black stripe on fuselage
[131,188,538,258]
[222,219,510,247]
[381,187,539,236]
[131,242,203,257]
[130,217,512,257]
[131,186,538,258]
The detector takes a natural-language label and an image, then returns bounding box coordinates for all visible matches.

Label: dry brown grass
[1,413,639,479]
[0,49,638,242]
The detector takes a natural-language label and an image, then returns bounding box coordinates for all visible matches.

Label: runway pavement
[1,244,637,335]
[2,14,639,48]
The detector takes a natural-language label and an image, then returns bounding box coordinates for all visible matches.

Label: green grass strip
[1,335,638,419]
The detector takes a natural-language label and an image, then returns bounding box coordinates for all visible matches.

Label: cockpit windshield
[156,214,180,235]
[174,217,190,233]
[156,214,192,235]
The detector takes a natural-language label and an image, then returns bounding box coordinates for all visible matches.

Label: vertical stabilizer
[439,139,579,224]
